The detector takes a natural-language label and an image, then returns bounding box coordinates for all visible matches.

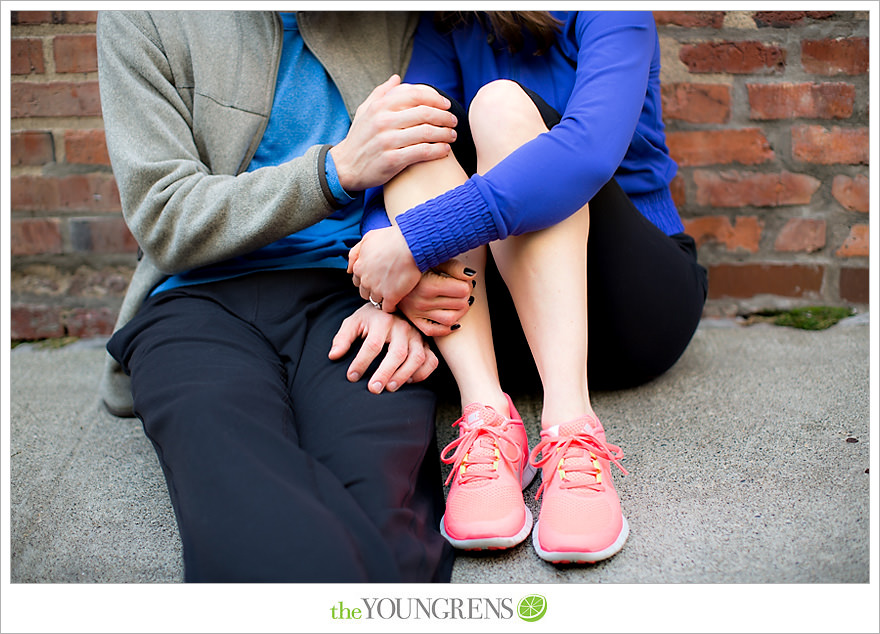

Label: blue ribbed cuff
[629,188,685,235]
[396,179,501,272]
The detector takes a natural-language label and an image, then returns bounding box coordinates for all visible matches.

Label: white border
[2,2,877,633]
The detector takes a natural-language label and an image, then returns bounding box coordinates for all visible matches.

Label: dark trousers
[108,269,453,583]
[430,83,709,396]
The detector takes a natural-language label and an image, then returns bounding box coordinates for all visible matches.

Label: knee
[468,80,546,147]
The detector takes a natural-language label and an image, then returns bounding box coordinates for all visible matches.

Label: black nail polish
[471,280,477,288]
[451,324,461,331]
[468,296,475,306]
[464,268,476,277]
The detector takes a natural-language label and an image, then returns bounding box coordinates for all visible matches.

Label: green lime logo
[517,594,547,622]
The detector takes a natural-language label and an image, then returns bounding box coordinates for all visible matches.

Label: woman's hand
[348,225,422,313]
[398,261,475,337]
[328,303,439,394]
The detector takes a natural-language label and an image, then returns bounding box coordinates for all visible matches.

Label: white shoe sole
[532,515,629,563]
[440,506,533,550]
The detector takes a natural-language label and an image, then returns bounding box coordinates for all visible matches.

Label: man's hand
[398,261,475,337]
[348,225,421,313]
[328,303,439,394]
[330,75,458,192]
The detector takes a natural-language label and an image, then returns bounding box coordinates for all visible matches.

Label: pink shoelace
[441,415,523,486]
[529,429,628,499]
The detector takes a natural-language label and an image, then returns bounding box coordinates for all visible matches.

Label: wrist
[390,225,419,270]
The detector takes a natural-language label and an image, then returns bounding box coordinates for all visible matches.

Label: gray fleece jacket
[96,10,418,417]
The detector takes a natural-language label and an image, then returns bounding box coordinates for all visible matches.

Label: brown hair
[435,11,563,55]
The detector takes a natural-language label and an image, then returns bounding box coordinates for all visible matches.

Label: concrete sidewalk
[8,316,872,585]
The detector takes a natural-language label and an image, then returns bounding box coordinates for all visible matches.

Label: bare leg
[468,80,593,429]
[384,156,509,417]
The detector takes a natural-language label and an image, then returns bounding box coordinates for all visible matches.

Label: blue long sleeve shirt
[366,11,683,272]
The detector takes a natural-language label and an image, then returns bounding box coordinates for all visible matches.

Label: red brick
[69,217,139,254]
[60,11,98,24]
[839,268,868,304]
[708,263,824,299]
[832,174,869,213]
[10,305,65,340]
[774,218,826,253]
[64,129,110,165]
[752,11,835,28]
[835,225,869,258]
[11,81,101,118]
[792,125,869,165]
[10,11,96,25]
[11,131,55,166]
[667,129,773,167]
[11,38,44,75]
[694,170,820,208]
[670,175,686,209]
[11,174,120,213]
[662,83,730,124]
[802,38,869,75]
[679,42,786,74]
[748,83,854,120]
[63,307,117,338]
[10,219,64,256]
[54,34,98,74]
[11,12,55,25]
[683,216,762,252]
[653,11,725,28]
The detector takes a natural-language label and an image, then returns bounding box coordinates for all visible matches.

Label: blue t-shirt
[152,12,359,295]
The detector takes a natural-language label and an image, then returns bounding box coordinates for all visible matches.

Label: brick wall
[656,10,870,316]
[8,10,871,340]
[10,10,129,340]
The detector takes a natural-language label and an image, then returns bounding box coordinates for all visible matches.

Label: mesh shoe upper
[529,415,628,556]
[440,396,532,543]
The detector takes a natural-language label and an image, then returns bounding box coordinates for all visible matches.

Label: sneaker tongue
[559,418,588,437]
[559,414,605,439]
[462,403,501,429]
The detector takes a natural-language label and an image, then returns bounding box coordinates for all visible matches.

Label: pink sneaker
[439,394,536,550]
[529,415,628,563]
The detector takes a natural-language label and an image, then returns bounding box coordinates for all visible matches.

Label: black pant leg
[585,180,708,389]
[107,278,413,582]
[259,270,454,583]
